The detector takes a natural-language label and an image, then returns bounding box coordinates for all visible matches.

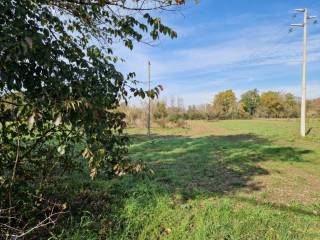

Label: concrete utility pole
[147,61,151,137]
[291,8,317,137]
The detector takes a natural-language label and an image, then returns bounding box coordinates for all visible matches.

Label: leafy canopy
[0,0,188,237]
[241,89,260,116]
[213,90,237,119]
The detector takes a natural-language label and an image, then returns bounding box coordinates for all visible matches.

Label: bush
[155,119,168,128]
[167,114,182,123]
[174,119,187,128]
[0,0,179,238]
[167,114,187,128]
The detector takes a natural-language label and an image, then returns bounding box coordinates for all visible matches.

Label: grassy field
[60,119,320,240]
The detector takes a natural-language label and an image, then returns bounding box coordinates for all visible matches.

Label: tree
[237,101,251,119]
[213,90,237,119]
[186,105,204,120]
[153,101,168,120]
[283,93,299,118]
[241,89,260,116]
[307,98,320,117]
[0,0,187,237]
[259,91,284,118]
[313,98,320,116]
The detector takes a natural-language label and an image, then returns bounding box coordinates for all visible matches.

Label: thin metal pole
[147,61,151,137]
[301,9,307,137]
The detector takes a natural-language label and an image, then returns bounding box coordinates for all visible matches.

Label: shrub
[0,0,180,238]
[155,119,168,128]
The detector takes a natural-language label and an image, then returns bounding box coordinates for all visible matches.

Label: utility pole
[290,8,317,137]
[147,61,151,137]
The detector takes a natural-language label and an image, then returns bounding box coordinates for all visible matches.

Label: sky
[116,0,320,106]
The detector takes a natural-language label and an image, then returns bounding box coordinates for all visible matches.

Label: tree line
[212,89,319,119]
[122,89,320,127]
[211,89,300,119]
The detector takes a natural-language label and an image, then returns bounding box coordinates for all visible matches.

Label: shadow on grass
[232,196,319,217]
[55,132,315,238]
[129,133,312,199]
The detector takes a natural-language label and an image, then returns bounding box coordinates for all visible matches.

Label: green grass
[59,119,320,240]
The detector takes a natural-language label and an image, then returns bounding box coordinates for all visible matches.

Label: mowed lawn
[63,120,320,240]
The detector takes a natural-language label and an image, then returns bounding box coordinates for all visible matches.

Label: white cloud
[114,12,320,106]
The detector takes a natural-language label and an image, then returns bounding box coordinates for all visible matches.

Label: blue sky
[117,0,320,106]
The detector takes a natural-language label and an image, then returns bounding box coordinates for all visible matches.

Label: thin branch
[20,126,57,160]
[52,0,180,11]
[0,223,21,233]
[0,100,22,107]
[11,137,20,183]
[17,211,67,238]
